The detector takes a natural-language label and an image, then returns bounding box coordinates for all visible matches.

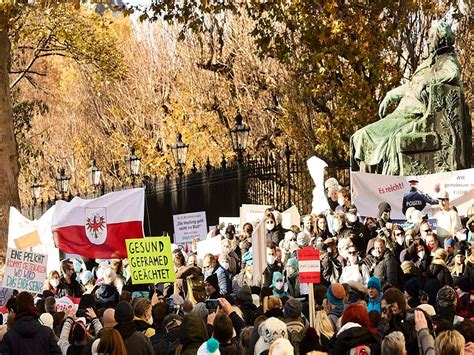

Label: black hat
[205,273,219,291]
[284,298,303,319]
[115,301,134,323]
[236,285,252,304]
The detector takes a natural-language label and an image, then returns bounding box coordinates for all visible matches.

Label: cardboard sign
[14,231,41,251]
[56,296,80,313]
[126,237,176,284]
[240,204,271,229]
[297,247,320,284]
[352,168,474,219]
[4,248,48,293]
[282,205,301,229]
[196,237,222,260]
[173,211,207,244]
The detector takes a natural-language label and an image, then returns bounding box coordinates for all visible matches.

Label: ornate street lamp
[125,147,141,185]
[30,178,41,204]
[56,168,70,199]
[86,159,101,192]
[230,111,250,164]
[171,133,189,176]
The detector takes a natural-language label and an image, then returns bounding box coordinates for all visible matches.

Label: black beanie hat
[205,273,220,292]
[115,301,134,322]
[236,285,252,303]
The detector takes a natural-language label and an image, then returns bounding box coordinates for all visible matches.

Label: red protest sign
[297,247,320,284]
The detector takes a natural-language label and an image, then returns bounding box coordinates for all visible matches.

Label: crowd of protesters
[0,177,473,355]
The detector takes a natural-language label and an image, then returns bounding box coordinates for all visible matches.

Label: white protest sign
[251,220,267,286]
[4,248,48,293]
[56,296,80,313]
[282,205,301,229]
[352,168,474,220]
[218,217,241,234]
[173,211,207,244]
[196,237,223,260]
[240,204,271,228]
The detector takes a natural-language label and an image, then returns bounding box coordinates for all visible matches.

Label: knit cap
[404,278,420,298]
[262,317,288,343]
[115,301,134,322]
[284,298,302,319]
[197,338,220,355]
[326,283,345,305]
[436,285,457,308]
[242,251,253,266]
[236,285,253,304]
[367,276,381,293]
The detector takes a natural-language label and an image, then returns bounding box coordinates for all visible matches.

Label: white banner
[196,237,223,260]
[352,168,474,220]
[218,217,241,234]
[240,204,271,228]
[8,206,60,274]
[173,211,207,244]
[282,205,301,229]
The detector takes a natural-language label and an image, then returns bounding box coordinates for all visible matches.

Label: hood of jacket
[96,284,117,300]
[12,313,42,338]
[334,325,377,350]
[179,312,208,347]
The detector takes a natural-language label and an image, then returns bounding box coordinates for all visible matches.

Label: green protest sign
[126,237,176,284]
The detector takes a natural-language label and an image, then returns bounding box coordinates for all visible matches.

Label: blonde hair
[382,331,405,355]
[435,330,465,355]
[263,296,282,313]
[434,248,448,261]
[314,310,334,339]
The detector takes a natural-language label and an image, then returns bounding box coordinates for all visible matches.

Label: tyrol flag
[52,188,145,258]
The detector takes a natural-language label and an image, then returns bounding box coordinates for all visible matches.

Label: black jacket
[373,250,399,287]
[427,263,453,286]
[57,277,83,298]
[2,312,61,355]
[95,284,119,308]
[331,326,380,355]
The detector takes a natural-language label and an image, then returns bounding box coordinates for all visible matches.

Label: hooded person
[367,276,383,314]
[95,268,119,308]
[285,257,300,298]
[327,283,346,332]
[271,272,288,298]
[176,312,209,355]
[114,301,154,355]
[2,291,62,355]
[235,285,257,326]
[254,317,288,355]
[283,299,305,355]
[377,202,392,230]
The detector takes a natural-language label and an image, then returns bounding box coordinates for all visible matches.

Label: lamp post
[230,111,250,164]
[31,178,41,204]
[125,147,141,186]
[171,133,189,176]
[86,159,102,194]
[56,168,70,200]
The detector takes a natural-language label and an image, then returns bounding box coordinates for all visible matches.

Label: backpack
[286,320,305,355]
[186,274,205,303]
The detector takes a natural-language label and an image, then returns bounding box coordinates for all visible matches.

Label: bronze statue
[350,21,469,175]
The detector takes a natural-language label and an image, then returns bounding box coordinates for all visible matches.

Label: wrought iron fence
[22,154,349,235]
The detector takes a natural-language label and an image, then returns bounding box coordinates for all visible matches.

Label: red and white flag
[52,188,144,258]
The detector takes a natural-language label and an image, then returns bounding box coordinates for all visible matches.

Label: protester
[57,260,83,298]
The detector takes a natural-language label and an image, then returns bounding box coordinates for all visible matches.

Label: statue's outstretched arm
[378,83,407,118]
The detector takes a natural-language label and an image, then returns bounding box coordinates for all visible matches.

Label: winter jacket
[266,225,286,247]
[321,252,343,285]
[2,311,61,355]
[115,321,154,355]
[402,187,438,215]
[95,284,119,308]
[211,263,232,295]
[416,328,435,355]
[427,261,453,286]
[58,317,102,355]
[368,293,383,314]
[134,317,155,337]
[262,263,283,288]
[175,312,209,355]
[373,249,399,287]
[287,272,300,298]
[238,302,258,326]
[330,322,380,355]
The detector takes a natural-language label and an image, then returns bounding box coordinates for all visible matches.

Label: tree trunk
[0,12,20,255]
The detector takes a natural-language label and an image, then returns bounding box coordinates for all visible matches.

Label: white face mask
[147,317,153,325]
[396,236,404,245]
[371,249,379,258]
[457,232,467,241]
[275,281,284,290]
[50,279,59,288]
[338,197,345,206]
[417,251,425,259]
[347,214,357,223]
[267,255,275,264]
[266,221,275,231]
[221,261,230,270]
